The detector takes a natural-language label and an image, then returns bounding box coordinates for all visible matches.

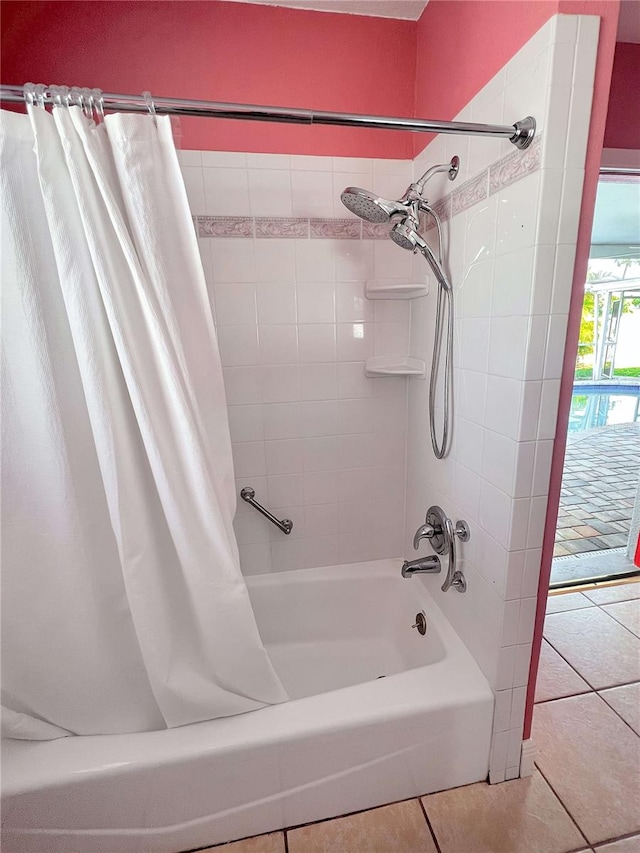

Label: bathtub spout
[401,555,441,578]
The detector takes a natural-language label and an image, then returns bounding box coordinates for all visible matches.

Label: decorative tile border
[193,136,542,239]
[197,216,253,238]
[362,221,392,240]
[310,217,361,239]
[489,135,542,195]
[451,170,489,217]
[255,217,309,238]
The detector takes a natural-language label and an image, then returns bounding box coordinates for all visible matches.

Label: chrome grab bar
[240,486,293,535]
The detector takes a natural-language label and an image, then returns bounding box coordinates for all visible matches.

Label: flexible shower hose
[422,207,454,460]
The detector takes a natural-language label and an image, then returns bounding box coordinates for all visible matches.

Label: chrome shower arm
[415,156,460,195]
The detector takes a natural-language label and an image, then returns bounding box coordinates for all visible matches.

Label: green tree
[576,259,640,375]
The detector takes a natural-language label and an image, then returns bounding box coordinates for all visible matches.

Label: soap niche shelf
[364,279,427,378]
[364,356,425,378]
[365,280,428,300]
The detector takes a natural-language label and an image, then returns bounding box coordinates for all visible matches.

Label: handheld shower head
[390,220,422,251]
[340,187,401,223]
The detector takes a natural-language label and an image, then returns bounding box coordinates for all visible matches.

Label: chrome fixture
[0,84,536,149]
[401,555,441,578]
[341,157,458,458]
[406,505,469,593]
[412,611,427,635]
[240,486,293,535]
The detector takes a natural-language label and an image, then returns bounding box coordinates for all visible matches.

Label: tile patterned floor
[554,423,640,558]
[199,581,640,853]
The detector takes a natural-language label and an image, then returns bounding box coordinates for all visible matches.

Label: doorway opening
[551,170,640,588]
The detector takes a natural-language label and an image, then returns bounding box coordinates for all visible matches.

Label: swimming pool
[569,382,640,432]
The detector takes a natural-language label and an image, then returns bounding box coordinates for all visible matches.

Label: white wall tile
[261,365,300,404]
[298,324,337,363]
[258,325,299,365]
[267,473,304,508]
[203,167,250,216]
[494,690,513,733]
[522,549,542,598]
[495,173,541,257]
[263,402,304,440]
[299,364,337,401]
[336,282,372,323]
[223,366,263,405]
[292,170,335,217]
[214,283,257,326]
[248,169,292,216]
[227,405,264,443]
[247,153,291,170]
[558,168,586,245]
[177,150,202,167]
[232,441,266,478]
[297,282,335,324]
[254,240,296,283]
[238,542,272,575]
[217,325,259,366]
[488,317,529,379]
[201,151,247,168]
[514,642,533,687]
[295,240,336,283]
[492,248,534,317]
[265,438,304,476]
[336,322,373,361]
[180,165,206,211]
[211,239,255,283]
[257,282,297,324]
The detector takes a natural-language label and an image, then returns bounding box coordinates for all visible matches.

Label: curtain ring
[92,88,105,123]
[81,87,93,120]
[69,86,81,107]
[142,90,157,124]
[23,82,36,107]
[34,83,47,110]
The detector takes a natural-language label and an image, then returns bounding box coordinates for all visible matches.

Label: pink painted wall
[413,0,560,155]
[604,41,640,149]
[0,0,416,158]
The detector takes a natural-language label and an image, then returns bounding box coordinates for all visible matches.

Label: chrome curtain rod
[600,166,640,176]
[0,84,536,149]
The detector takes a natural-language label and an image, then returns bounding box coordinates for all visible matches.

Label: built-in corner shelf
[365,280,428,300]
[365,356,426,378]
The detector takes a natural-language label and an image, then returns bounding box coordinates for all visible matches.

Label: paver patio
[554,422,640,557]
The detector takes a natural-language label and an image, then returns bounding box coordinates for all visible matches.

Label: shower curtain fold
[0,105,287,739]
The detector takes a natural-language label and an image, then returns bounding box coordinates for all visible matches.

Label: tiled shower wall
[404,14,599,783]
[178,151,422,574]
[178,12,598,784]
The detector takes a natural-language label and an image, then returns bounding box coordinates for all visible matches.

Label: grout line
[534,763,591,848]
[284,829,289,853]
[594,830,640,847]
[534,689,592,705]
[595,601,640,640]
[541,636,599,692]
[418,797,443,853]
[595,686,640,739]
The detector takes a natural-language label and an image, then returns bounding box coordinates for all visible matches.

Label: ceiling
[618,0,640,42]
[224,0,429,19]
[591,179,640,260]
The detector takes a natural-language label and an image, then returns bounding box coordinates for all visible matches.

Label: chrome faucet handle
[454,520,471,542]
[413,523,435,551]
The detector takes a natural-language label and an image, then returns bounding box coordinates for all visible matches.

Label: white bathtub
[2,559,493,853]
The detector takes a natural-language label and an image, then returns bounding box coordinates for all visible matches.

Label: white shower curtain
[1,104,287,739]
